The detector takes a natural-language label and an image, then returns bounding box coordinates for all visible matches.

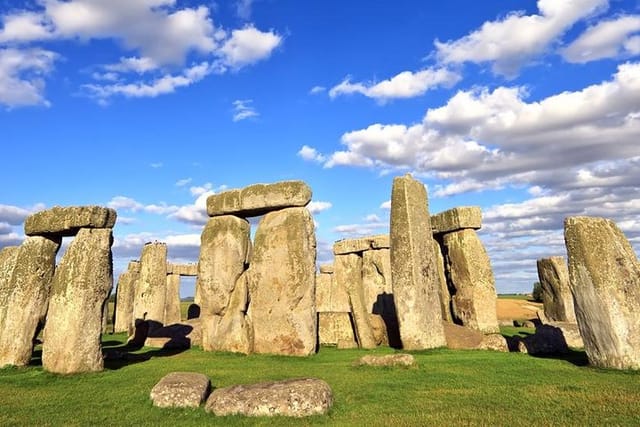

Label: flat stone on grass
[150,372,211,408]
[205,378,333,417]
[354,354,416,367]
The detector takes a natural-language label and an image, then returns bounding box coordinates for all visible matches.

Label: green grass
[497,293,533,300]
[1,331,639,426]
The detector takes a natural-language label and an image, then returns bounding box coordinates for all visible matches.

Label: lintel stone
[431,206,482,235]
[25,205,117,236]
[333,234,390,255]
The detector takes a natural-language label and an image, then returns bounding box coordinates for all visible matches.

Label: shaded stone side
[433,239,452,322]
[335,253,376,349]
[0,246,19,334]
[133,242,168,325]
[442,229,499,333]
[196,215,250,352]
[113,264,139,333]
[25,205,117,236]
[390,174,446,350]
[42,228,113,374]
[164,274,182,325]
[0,236,60,367]
[537,256,576,323]
[431,206,482,235]
[564,216,640,370]
[363,248,400,347]
[247,207,317,356]
[207,181,312,218]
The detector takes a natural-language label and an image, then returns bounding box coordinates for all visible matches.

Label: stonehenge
[113,261,140,333]
[536,257,576,323]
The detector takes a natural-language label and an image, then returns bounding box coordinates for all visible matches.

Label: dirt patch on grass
[496,299,542,320]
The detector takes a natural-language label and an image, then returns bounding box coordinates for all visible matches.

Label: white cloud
[0,11,53,43]
[364,214,381,223]
[170,191,211,226]
[105,56,159,74]
[150,162,163,168]
[379,200,391,210]
[107,196,178,215]
[0,204,33,225]
[332,221,387,238]
[0,48,57,108]
[309,85,325,95]
[307,201,332,214]
[329,68,461,101]
[562,15,640,63]
[297,145,325,163]
[435,0,608,77]
[219,25,282,69]
[176,178,192,187]
[232,99,258,122]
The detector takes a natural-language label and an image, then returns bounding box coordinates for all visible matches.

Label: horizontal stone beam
[431,206,481,235]
[206,181,312,218]
[166,263,198,276]
[333,234,389,255]
[25,206,117,237]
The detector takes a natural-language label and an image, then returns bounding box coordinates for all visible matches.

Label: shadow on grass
[530,349,590,367]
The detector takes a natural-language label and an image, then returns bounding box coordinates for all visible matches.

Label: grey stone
[150,372,211,408]
[443,323,507,352]
[113,264,139,333]
[333,235,390,255]
[207,181,312,218]
[431,206,482,235]
[354,354,416,367]
[24,205,116,237]
[247,207,317,356]
[0,236,60,367]
[133,242,168,325]
[432,239,452,322]
[315,272,332,313]
[318,312,356,346]
[390,174,446,350]
[517,325,569,355]
[167,263,198,276]
[205,378,333,417]
[43,228,113,374]
[537,256,576,323]
[207,272,253,354]
[0,246,19,335]
[564,216,640,369]
[164,274,182,325]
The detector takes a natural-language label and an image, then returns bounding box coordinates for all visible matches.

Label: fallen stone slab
[354,354,416,367]
[150,372,211,408]
[205,378,333,417]
[443,323,508,352]
[431,206,482,235]
[207,181,312,218]
[24,206,117,236]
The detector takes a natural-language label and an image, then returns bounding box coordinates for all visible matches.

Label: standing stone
[133,242,168,326]
[537,257,576,323]
[432,239,452,322]
[247,207,316,356]
[42,228,113,374]
[362,249,392,312]
[0,236,60,367]
[564,216,640,369]
[335,253,376,349]
[318,312,357,346]
[164,274,182,325]
[208,272,253,354]
[0,246,19,334]
[113,261,140,333]
[441,229,499,333]
[315,272,332,313]
[390,174,446,349]
[196,215,250,352]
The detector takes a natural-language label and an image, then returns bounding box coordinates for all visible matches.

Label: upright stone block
[318,312,356,346]
[208,272,253,354]
[564,216,640,369]
[25,206,117,236]
[43,228,113,374]
[537,256,576,323]
[431,206,482,235]
[113,262,140,333]
[335,253,376,349]
[433,239,452,322]
[207,181,312,218]
[196,215,250,352]
[133,242,168,326]
[247,207,317,356]
[0,246,19,334]
[442,229,499,333]
[164,274,182,325]
[316,272,332,313]
[0,236,60,367]
[390,174,446,350]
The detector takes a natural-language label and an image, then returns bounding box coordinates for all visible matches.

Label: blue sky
[1,0,639,296]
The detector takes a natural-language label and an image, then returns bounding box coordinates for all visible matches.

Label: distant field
[497,294,533,300]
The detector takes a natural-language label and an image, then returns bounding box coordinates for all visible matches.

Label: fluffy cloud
[0,48,56,108]
[297,145,325,163]
[218,26,282,69]
[307,201,332,214]
[232,99,258,122]
[107,196,178,215]
[329,68,461,101]
[435,0,608,77]
[562,15,640,63]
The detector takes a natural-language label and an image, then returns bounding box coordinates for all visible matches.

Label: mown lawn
[1,331,639,426]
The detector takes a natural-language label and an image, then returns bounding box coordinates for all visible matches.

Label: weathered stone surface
[205,378,333,417]
[319,264,334,274]
[0,236,60,367]
[564,216,640,369]
[24,205,117,236]
[164,274,182,325]
[369,314,389,346]
[431,206,482,235]
[247,207,317,356]
[167,263,198,276]
[150,372,211,408]
[443,323,507,352]
[390,174,446,350]
[318,312,356,346]
[207,181,312,218]
[442,229,499,334]
[42,228,113,374]
[0,246,19,335]
[133,242,168,325]
[541,321,584,348]
[335,253,376,349]
[128,260,141,274]
[113,265,139,333]
[207,272,253,354]
[196,215,250,352]
[433,239,452,322]
[337,338,358,349]
[362,248,400,347]
[354,354,416,367]
[537,256,576,323]
[316,273,332,313]
[333,235,390,255]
